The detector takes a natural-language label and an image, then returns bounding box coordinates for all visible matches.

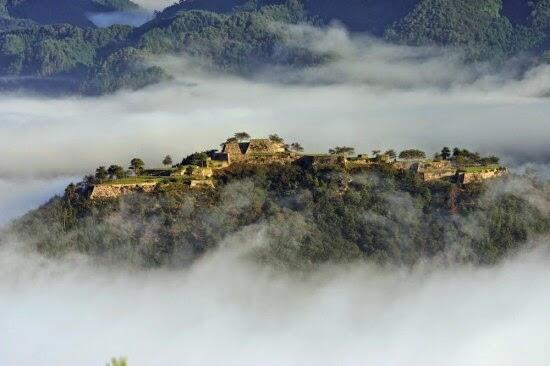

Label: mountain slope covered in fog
[0,0,549,94]
[9,161,549,269]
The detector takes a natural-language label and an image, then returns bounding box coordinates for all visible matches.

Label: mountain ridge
[0,0,548,94]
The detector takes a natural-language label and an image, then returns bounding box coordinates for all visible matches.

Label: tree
[129,158,145,175]
[398,149,426,160]
[106,357,127,366]
[329,146,355,156]
[269,134,284,144]
[372,150,381,157]
[385,149,397,160]
[83,175,97,185]
[162,155,173,167]
[290,142,304,152]
[64,183,77,200]
[182,152,209,167]
[221,137,238,148]
[108,165,125,179]
[95,166,108,182]
[441,147,451,160]
[234,132,251,142]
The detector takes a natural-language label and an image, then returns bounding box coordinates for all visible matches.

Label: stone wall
[418,170,456,182]
[189,180,215,188]
[459,169,507,184]
[298,155,347,169]
[89,182,158,199]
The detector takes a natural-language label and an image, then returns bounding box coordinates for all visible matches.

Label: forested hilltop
[0,0,549,94]
[7,136,549,270]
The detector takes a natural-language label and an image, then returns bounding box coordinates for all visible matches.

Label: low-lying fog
[0,177,77,227]
[87,10,153,27]
[1,239,550,366]
[1,26,549,366]
[1,28,549,179]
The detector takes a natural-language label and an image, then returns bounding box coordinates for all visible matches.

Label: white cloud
[1,240,549,366]
[0,57,548,178]
[131,0,176,11]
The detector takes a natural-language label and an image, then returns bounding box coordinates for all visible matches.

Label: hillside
[0,0,548,94]
[1,0,139,27]
[7,138,549,269]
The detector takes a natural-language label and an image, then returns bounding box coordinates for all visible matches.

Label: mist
[1,21,550,366]
[1,236,549,366]
[87,10,153,27]
[0,177,76,227]
[1,29,549,178]
[131,0,177,11]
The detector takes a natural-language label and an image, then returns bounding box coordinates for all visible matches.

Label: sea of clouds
[1,27,549,180]
[1,24,549,366]
[1,237,550,366]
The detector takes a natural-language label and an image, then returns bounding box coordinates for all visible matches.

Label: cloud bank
[1,24,549,366]
[132,0,176,11]
[1,238,550,366]
[0,177,76,227]
[87,10,153,27]
[0,39,549,179]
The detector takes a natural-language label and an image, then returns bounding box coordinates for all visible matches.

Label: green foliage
[107,356,128,366]
[95,166,109,182]
[82,46,169,95]
[0,0,549,93]
[181,152,210,167]
[10,163,549,269]
[108,165,126,179]
[530,0,550,30]
[163,155,173,167]
[398,149,426,160]
[0,24,132,76]
[129,158,145,175]
[385,0,544,60]
[329,146,355,156]
[6,0,139,27]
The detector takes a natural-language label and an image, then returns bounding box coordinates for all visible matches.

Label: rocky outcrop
[418,170,456,182]
[89,182,158,199]
[189,179,215,188]
[458,169,507,184]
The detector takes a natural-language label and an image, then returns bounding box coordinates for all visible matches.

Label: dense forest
[0,0,548,94]
[8,163,549,270]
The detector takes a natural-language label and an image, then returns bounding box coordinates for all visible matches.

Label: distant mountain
[0,0,548,95]
[1,0,139,27]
